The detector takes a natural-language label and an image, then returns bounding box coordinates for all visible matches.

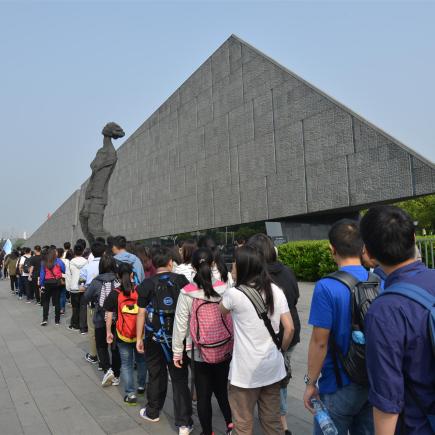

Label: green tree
[394,194,435,233]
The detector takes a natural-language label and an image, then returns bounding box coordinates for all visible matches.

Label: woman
[131,243,156,278]
[104,262,146,405]
[40,247,65,326]
[174,240,197,282]
[173,248,234,435]
[84,254,121,388]
[247,234,300,435]
[57,248,68,315]
[5,251,19,294]
[220,245,294,434]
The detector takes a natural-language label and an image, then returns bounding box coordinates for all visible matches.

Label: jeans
[314,383,374,435]
[95,326,120,377]
[118,340,147,394]
[145,337,192,427]
[18,275,27,298]
[60,286,66,311]
[42,283,61,323]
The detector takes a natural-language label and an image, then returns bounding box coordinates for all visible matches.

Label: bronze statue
[79,122,125,243]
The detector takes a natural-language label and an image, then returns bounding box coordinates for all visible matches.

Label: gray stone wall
[27,35,435,246]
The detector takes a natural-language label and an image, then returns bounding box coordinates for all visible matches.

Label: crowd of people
[0,204,434,435]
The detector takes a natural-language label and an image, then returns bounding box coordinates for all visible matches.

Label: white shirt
[174,263,195,283]
[19,254,31,277]
[222,283,289,388]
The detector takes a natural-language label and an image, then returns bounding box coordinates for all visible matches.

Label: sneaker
[179,426,193,435]
[80,330,87,335]
[102,369,114,387]
[139,407,160,422]
[112,377,120,386]
[67,325,78,331]
[137,387,145,396]
[85,353,98,364]
[40,320,47,326]
[227,423,235,435]
[284,431,292,435]
[26,300,32,304]
[98,363,103,371]
[124,394,137,406]
[19,296,23,300]
[55,323,60,326]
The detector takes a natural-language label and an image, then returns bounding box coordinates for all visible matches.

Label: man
[79,241,105,364]
[19,247,32,302]
[303,219,374,434]
[112,235,145,284]
[68,244,88,331]
[136,246,192,435]
[28,245,42,304]
[361,206,435,435]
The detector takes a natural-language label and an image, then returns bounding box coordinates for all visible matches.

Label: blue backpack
[381,282,435,431]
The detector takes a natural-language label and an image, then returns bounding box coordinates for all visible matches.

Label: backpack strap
[326,270,361,291]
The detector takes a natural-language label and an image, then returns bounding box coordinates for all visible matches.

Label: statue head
[102,122,125,139]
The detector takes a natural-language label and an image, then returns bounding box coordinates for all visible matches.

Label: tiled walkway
[0,280,313,435]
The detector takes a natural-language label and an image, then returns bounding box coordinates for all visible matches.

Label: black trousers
[42,283,61,323]
[26,278,37,300]
[69,293,82,329]
[94,326,121,377]
[194,360,232,435]
[79,295,88,331]
[145,338,192,427]
[9,275,17,292]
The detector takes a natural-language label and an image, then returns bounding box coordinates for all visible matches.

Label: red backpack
[116,287,140,343]
[190,298,233,364]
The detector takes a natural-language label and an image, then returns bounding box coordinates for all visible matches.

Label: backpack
[145,274,181,362]
[44,263,63,286]
[380,282,435,432]
[23,256,32,274]
[116,287,139,343]
[327,270,381,386]
[190,298,233,364]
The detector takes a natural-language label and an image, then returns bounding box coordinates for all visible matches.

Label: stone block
[213,67,243,119]
[229,101,254,148]
[275,121,304,174]
[240,178,268,223]
[179,129,204,167]
[180,59,212,105]
[178,98,197,134]
[353,117,390,152]
[212,42,230,83]
[169,167,186,198]
[197,87,213,127]
[304,106,353,165]
[197,190,214,230]
[213,183,241,227]
[253,91,274,138]
[412,156,435,196]
[229,37,242,74]
[204,114,229,157]
[176,195,198,232]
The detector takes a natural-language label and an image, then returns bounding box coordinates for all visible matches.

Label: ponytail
[117,262,133,296]
[192,248,219,299]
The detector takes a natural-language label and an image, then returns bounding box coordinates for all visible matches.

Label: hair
[34,245,41,253]
[50,244,57,250]
[132,243,154,271]
[95,237,106,244]
[63,242,71,251]
[235,244,274,314]
[197,236,229,283]
[169,245,182,265]
[107,236,115,250]
[192,248,219,298]
[73,244,84,256]
[328,219,363,258]
[24,247,31,254]
[360,205,416,266]
[42,245,50,251]
[57,247,64,259]
[99,253,117,274]
[117,262,133,296]
[247,234,277,264]
[83,248,91,259]
[76,239,86,250]
[113,235,127,250]
[10,250,18,260]
[180,240,197,264]
[151,246,172,269]
[45,247,58,270]
[65,249,74,261]
[91,242,106,258]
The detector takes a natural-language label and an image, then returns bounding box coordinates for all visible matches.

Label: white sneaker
[101,369,114,387]
[179,426,193,435]
[139,407,160,422]
[112,377,120,386]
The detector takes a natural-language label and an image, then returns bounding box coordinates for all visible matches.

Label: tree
[394,194,435,234]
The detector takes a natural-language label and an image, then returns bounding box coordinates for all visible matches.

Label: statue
[79,122,125,244]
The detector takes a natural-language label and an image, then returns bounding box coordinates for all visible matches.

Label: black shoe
[124,394,137,406]
[137,387,145,395]
[284,431,292,435]
[41,321,47,326]
[85,353,98,364]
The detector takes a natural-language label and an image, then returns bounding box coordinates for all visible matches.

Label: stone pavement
[0,279,314,435]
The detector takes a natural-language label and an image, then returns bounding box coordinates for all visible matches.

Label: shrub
[277,240,336,282]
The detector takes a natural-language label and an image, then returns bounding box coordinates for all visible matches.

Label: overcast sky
[1,0,434,238]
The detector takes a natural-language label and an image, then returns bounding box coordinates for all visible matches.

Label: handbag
[236,285,291,386]
[44,264,63,286]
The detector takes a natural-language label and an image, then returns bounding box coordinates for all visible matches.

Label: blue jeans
[314,383,373,435]
[60,287,66,311]
[117,340,147,395]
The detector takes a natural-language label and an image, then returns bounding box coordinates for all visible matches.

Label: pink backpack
[190,298,233,364]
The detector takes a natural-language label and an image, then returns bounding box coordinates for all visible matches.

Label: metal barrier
[417,239,435,269]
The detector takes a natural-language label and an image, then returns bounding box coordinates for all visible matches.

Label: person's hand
[303,384,320,414]
[40,287,45,293]
[136,339,144,354]
[79,286,85,293]
[173,355,183,368]
[106,332,113,344]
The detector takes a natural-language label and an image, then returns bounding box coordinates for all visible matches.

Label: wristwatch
[304,374,317,386]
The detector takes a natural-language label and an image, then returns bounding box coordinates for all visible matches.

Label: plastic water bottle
[352,330,365,344]
[311,398,338,435]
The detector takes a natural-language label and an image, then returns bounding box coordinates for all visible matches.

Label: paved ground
[0,279,314,435]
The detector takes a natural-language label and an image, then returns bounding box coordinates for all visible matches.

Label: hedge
[277,240,336,282]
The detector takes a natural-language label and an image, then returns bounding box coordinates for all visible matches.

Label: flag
[2,239,12,255]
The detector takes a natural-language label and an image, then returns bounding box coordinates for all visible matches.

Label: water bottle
[352,330,365,344]
[311,398,338,435]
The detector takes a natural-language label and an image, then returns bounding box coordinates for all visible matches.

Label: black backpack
[327,270,380,386]
[23,257,32,274]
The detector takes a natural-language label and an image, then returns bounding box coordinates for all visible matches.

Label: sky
[0,0,434,238]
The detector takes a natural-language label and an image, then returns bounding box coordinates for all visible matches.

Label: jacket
[68,257,88,292]
[174,263,195,283]
[267,261,301,347]
[83,272,119,328]
[172,279,228,362]
[4,256,18,276]
[40,259,66,287]
[114,251,145,284]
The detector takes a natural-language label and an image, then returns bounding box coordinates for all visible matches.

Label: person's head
[192,248,219,298]
[24,247,31,255]
[50,244,56,250]
[91,242,106,259]
[99,253,117,274]
[247,234,277,264]
[235,244,274,314]
[57,247,64,259]
[107,236,115,251]
[133,243,154,270]
[151,246,173,270]
[34,245,41,254]
[73,243,84,257]
[197,235,229,282]
[10,250,18,259]
[95,237,106,245]
[361,246,378,269]
[83,248,91,259]
[180,240,197,264]
[236,237,246,248]
[45,247,57,269]
[117,262,134,296]
[360,205,416,267]
[42,245,50,251]
[76,239,86,250]
[65,249,74,261]
[63,242,71,251]
[328,219,363,263]
[112,235,127,255]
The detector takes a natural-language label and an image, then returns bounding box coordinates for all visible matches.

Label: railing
[416,238,435,269]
